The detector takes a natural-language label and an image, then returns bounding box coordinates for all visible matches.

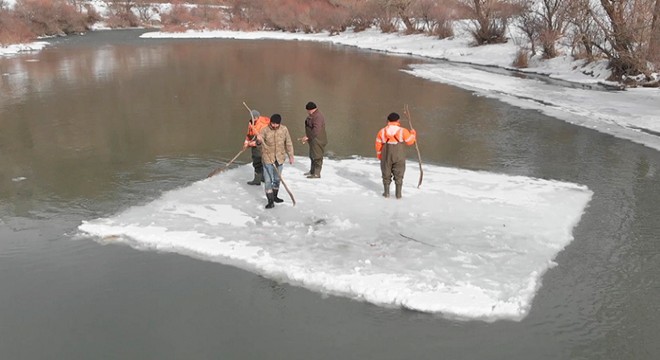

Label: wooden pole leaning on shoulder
[403,104,423,188]
[243,102,296,206]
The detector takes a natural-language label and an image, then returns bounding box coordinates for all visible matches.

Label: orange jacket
[375,121,416,159]
[244,116,271,147]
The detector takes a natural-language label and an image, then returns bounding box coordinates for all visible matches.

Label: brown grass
[512,48,529,68]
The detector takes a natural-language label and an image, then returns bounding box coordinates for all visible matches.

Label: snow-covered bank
[141,29,660,152]
[0,41,49,57]
[79,157,593,321]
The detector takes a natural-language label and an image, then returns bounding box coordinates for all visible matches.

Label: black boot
[307,163,322,178]
[265,192,275,209]
[247,172,263,185]
[273,189,284,203]
[395,183,402,199]
[383,183,390,198]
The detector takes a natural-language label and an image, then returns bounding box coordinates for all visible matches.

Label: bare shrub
[516,3,539,55]
[13,0,88,36]
[420,0,457,38]
[161,2,196,29]
[83,3,103,25]
[190,5,225,29]
[310,1,351,34]
[457,0,526,45]
[564,0,598,61]
[0,8,35,45]
[340,0,378,32]
[371,0,398,33]
[387,0,420,34]
[263,0,304,32]
[104,0,140,28]
[134,0,158,26]
[512,47,529,67]
[224,0,267,30]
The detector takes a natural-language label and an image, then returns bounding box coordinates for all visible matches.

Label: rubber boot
[304,164,315,176]
[265,192,275,209]
[383,183,390,198]
[273,189,284,203]
[247,172,263,185]
[395,183,402,199]
[307,164,322,178]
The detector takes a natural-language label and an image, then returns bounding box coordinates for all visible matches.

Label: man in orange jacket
[375,112,416,199]
[243,110,271,185]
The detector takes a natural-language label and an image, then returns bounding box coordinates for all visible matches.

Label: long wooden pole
[403,104,423,188]
[206,104,256,178]
[243,102,296,206]
[207,147,248,178]
[272,164,296,206]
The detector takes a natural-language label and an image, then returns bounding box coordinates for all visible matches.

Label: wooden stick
[207,103,255,179]
[403,104,423,188]
[399,233,436,248]
[273,164,296,206]
[207,147,247,178]
[243,102,255,125]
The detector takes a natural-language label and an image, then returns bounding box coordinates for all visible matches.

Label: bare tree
[390,0,419,33]
[516,1,540,55]
[650,0,660,64]
[412,0,457,38]
[589,0,656,80]
[344,0,379,31]
[564,0,599,61]
[457,0,525,44]
[535,0,569,58]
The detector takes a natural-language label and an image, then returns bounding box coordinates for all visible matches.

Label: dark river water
[1,29,659,359]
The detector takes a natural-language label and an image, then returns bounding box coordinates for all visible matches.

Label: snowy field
[79,157,593,321]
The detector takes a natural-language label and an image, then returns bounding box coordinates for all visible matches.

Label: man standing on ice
[300,101,327,178]
[243,109,271,185]
[375,112,417,199]
[256,114,294,209]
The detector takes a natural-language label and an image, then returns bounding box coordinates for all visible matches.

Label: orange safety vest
[244,116,271,146]
[375,121,416,159]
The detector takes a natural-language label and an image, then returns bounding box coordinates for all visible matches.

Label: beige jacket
[259,124,294,165]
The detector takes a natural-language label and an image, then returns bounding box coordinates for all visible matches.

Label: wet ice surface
[79,157,592,321]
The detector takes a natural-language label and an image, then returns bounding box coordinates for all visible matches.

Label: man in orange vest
[375,112,417,199]
[243,110,271,185]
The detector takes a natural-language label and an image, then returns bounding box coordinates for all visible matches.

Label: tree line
[1,0,658,85]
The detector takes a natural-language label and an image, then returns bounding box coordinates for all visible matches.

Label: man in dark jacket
[300,101,327,178]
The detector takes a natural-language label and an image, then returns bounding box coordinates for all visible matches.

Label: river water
[1,29,658,359]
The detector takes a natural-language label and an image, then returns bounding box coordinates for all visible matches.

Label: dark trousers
[251,146,263,175]
[308,139,325,175]
[380,143,406,185]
